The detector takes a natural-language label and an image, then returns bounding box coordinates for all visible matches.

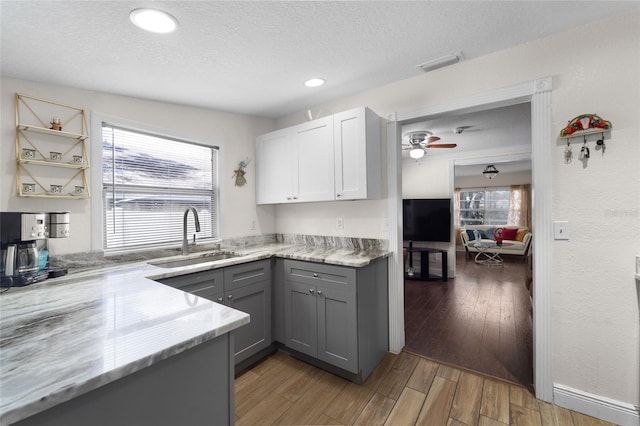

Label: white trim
[389,77,553,401]
[554,384,640,426]
[387,120,404,354]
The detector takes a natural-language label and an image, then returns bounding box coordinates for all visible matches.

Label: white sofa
[460,225,532,258]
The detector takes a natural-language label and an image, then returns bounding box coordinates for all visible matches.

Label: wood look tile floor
[234,350,614,425]
[404,255,533,388]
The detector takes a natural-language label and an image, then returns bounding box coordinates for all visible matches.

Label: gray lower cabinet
[283,258,388,382]
[157,260,271,365]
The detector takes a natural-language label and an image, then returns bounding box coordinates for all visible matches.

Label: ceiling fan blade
[426,144,457,148]
[425,136,441,144]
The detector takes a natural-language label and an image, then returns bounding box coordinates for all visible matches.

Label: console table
[405,245,448,282]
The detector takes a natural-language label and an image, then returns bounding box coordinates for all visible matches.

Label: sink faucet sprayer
[182,208,201,255]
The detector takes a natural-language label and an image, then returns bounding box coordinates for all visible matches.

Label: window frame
[90,113,220,253]
[458,186,510,227]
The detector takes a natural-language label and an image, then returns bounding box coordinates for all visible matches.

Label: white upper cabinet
[256,127,295,204]
[333,107,381,201]
[293,116,335,203]
[256,107,381,205]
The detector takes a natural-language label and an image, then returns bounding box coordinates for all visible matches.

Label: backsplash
[50,233,388,273]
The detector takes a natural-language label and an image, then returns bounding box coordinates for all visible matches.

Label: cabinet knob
[293,196,298,200]
[313,273,319,278]
[309,289,315,294]
[286,196,292,200]
[317,290,323,296]
[227,294,233,300]
[336,193,342,198]
[217,297,223,303]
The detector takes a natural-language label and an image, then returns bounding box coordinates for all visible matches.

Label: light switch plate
[554,221,570,240]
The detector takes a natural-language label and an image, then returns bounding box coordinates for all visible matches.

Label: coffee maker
[1,212,49,287]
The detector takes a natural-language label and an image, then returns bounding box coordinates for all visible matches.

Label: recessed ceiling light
[304,78,326,88]
[130,8,178,34]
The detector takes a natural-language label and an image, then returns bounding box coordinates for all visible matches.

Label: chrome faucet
[182,207,201,255]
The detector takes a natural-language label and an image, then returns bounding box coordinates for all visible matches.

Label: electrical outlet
[337,217,344,230]
[553,221,569,240]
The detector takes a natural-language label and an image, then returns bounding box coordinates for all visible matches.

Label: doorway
[401,103,533,387]
[386,77,553,401]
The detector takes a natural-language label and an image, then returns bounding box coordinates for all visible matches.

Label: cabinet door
[226,280,272,363]
[256,127,295,204]
[284,280,317,357]
[316,284,358,373]
[293,116,335,202]
[333,107,381,200]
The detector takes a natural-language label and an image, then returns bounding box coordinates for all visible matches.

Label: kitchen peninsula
[0,235,389,425]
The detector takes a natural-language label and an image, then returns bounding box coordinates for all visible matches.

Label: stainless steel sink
[149,252,239,268]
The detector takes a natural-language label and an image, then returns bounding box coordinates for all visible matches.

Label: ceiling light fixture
[483,165,500,179]
[409,147,425,159]
[416,51,464,73]
[304,78,325,88]
[130,8,178,34]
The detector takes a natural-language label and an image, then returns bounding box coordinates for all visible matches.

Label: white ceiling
[2,1,638,119]
[402,102,531,157]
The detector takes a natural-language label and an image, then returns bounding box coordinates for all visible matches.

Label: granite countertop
[0,239,389,424]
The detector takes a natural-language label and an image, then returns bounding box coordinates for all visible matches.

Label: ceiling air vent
[416,51,464,73]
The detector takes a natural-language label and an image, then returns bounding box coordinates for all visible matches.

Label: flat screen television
[403,198,452,242]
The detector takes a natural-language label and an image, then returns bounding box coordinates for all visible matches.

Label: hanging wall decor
[559,113,612,164]
[233,159,250,186]
[560,113,612,138]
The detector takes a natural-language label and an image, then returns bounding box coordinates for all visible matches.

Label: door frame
[386,77,553,401]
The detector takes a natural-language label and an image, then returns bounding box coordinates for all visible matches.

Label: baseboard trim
[553,383,640,426]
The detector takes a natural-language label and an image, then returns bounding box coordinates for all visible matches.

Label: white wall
[277,11,640,410]
[1,78,277,254]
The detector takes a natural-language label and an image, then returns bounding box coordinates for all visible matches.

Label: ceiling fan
[402,131,457,159]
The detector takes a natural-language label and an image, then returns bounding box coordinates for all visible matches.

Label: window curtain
[507,184,531,229]
[454,188,462,245]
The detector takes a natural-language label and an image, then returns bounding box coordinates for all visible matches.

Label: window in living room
[458,187,510,226]
[456,185,531,228]
[101,123,219,251]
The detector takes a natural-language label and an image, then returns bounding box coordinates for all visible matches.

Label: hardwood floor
[404,254,533,388]
[234,350,614,425]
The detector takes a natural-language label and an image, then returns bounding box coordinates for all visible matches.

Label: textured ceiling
[2,1,638,118]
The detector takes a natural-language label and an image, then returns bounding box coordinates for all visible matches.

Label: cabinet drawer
[157,269,224,294]
[224,260,271,291]
[283,260,355,290]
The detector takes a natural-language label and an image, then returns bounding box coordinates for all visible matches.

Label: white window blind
[102,123,219,251]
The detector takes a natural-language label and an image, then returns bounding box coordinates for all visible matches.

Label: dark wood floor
[404,254,533,388]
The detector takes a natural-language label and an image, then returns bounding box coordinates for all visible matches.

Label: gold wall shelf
[15,93,90,199]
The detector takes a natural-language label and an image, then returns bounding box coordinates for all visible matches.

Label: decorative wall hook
[560,113,612,138]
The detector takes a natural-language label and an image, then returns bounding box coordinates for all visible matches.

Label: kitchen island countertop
[0,240,388,424]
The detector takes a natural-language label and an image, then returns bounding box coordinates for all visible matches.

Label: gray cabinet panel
[272,259,285,343]
[157,269,223,294]
[286,262,354,289]
[226,280,271,363]
[284,280,317,357]
[283,258,388,382]
[154,260,272,367]
[224,259,271,292]
[317,286,357,373]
